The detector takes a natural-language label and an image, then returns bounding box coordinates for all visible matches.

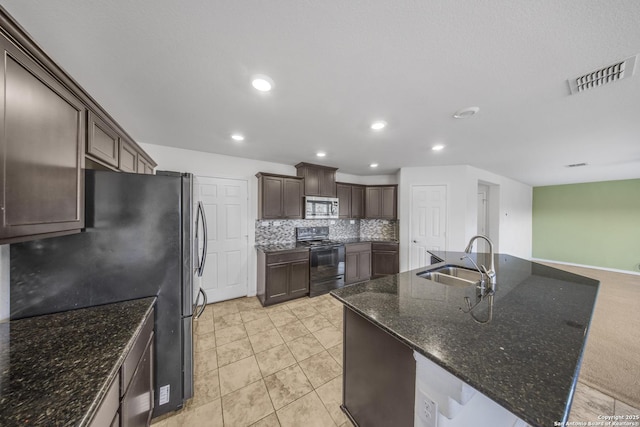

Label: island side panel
[342,307,416,427]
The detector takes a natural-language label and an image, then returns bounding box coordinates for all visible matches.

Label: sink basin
[417,265,483,287]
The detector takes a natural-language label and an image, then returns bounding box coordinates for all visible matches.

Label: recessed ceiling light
[316,152,326,158]
[231,134,245,141]
[432,144,445,151]
[453,107,479,119]
[370,121,387,131]
[370,163,379,168]
[251,75,274,92]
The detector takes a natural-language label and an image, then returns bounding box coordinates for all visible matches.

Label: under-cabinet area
[0,298,156,427]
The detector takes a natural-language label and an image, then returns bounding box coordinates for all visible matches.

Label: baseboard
[531,258,640,277]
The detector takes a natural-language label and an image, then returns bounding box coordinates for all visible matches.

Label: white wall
[139,143,396,297]
[0,245,9,322]
[398,165,532,272]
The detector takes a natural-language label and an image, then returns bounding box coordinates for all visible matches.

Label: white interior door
[410,185,447,270]
[196,177,248,303]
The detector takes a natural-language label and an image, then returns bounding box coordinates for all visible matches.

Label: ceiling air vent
[565,163,588,168]
[568,55,637,94]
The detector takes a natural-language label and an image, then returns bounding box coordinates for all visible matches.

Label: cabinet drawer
[121,308,154,397]
[346,243,371,253]
[89,375,119,427]
[371,242,398,252]
[266,250,309,264]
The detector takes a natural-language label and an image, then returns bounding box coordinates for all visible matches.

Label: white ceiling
[4,0,640,186]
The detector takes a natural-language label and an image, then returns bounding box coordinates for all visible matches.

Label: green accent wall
[532,179,640,272]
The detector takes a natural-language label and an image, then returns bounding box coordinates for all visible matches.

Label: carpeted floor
[541,262,640,409]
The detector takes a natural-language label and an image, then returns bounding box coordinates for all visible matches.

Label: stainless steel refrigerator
[9,169,207,417]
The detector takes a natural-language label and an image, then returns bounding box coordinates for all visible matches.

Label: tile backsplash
[255,219,398,245]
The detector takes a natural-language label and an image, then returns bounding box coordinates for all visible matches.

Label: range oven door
[309,245,345,284]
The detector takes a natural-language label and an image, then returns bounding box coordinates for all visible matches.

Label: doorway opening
[477,182,499,253]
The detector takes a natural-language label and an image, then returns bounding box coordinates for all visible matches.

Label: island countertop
[330,251,599,427]
[0,297,156,427]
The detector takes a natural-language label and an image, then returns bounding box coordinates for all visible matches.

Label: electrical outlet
[273,221,281,226]
[422,396,438,427]
[416,388,438,427]
[159,384,170,405]
[330,220,336,225]
[382,220,389,224]
[350,220,355,224]
[261,221,269,227]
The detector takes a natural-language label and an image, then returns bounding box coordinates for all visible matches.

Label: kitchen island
[330,251,599,427]
[0,297,156,426]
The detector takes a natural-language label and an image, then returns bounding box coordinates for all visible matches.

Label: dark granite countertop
[255,238,397,253]
[255,243,307,252]
[0,297,156,427]
[334,237,399,244]
[331,251,599,427]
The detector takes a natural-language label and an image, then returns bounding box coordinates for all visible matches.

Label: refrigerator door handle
[194,288,207,319]
[196,201,208,277]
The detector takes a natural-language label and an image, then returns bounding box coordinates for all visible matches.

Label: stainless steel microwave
[305,196,339,219]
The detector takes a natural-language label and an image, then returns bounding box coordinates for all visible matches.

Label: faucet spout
[464,235,496,291]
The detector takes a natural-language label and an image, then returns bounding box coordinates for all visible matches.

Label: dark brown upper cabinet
[337,182,365,219]
[0,30,85,244]
[87,111,120,169]
[256,172,304,219]
[119,138,138,173]
[365,185,397,220]
[295,162,337,197]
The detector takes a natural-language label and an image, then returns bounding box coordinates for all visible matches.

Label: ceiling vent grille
[568,55,637,94]
[565,163,588,168]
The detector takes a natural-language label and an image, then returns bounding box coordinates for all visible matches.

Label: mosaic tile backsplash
[255,219,398,245]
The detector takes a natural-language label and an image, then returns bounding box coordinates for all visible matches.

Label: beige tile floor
[151,294,640,427]
[151,294,354,427]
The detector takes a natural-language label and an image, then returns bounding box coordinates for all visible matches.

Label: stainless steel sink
[417,265,483,287]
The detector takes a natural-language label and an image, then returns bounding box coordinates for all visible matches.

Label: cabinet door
[336,184,352,219]
[261,176,283,219]
[87,111,119,168]
[122,335,154,427]
[303,167,320,196]
[372,251,399,278]
[351,186,365,219]
[283,178,303,219]
[381,187,397,220]
[137,155,154,175]
[266,263,289,302]
[359,250,372,281]
[319,168,336,197]
[345,252,359,284]
[365,187,382,218]
[288,259,310,296]
[119,140,138,173]
[0,36,85,242]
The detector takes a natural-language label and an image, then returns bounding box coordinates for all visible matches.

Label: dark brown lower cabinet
[345,243,371,284]
[257,248,310,306]
[343,307,415,427]
[371,242,399,279]
[89,307,155,427]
